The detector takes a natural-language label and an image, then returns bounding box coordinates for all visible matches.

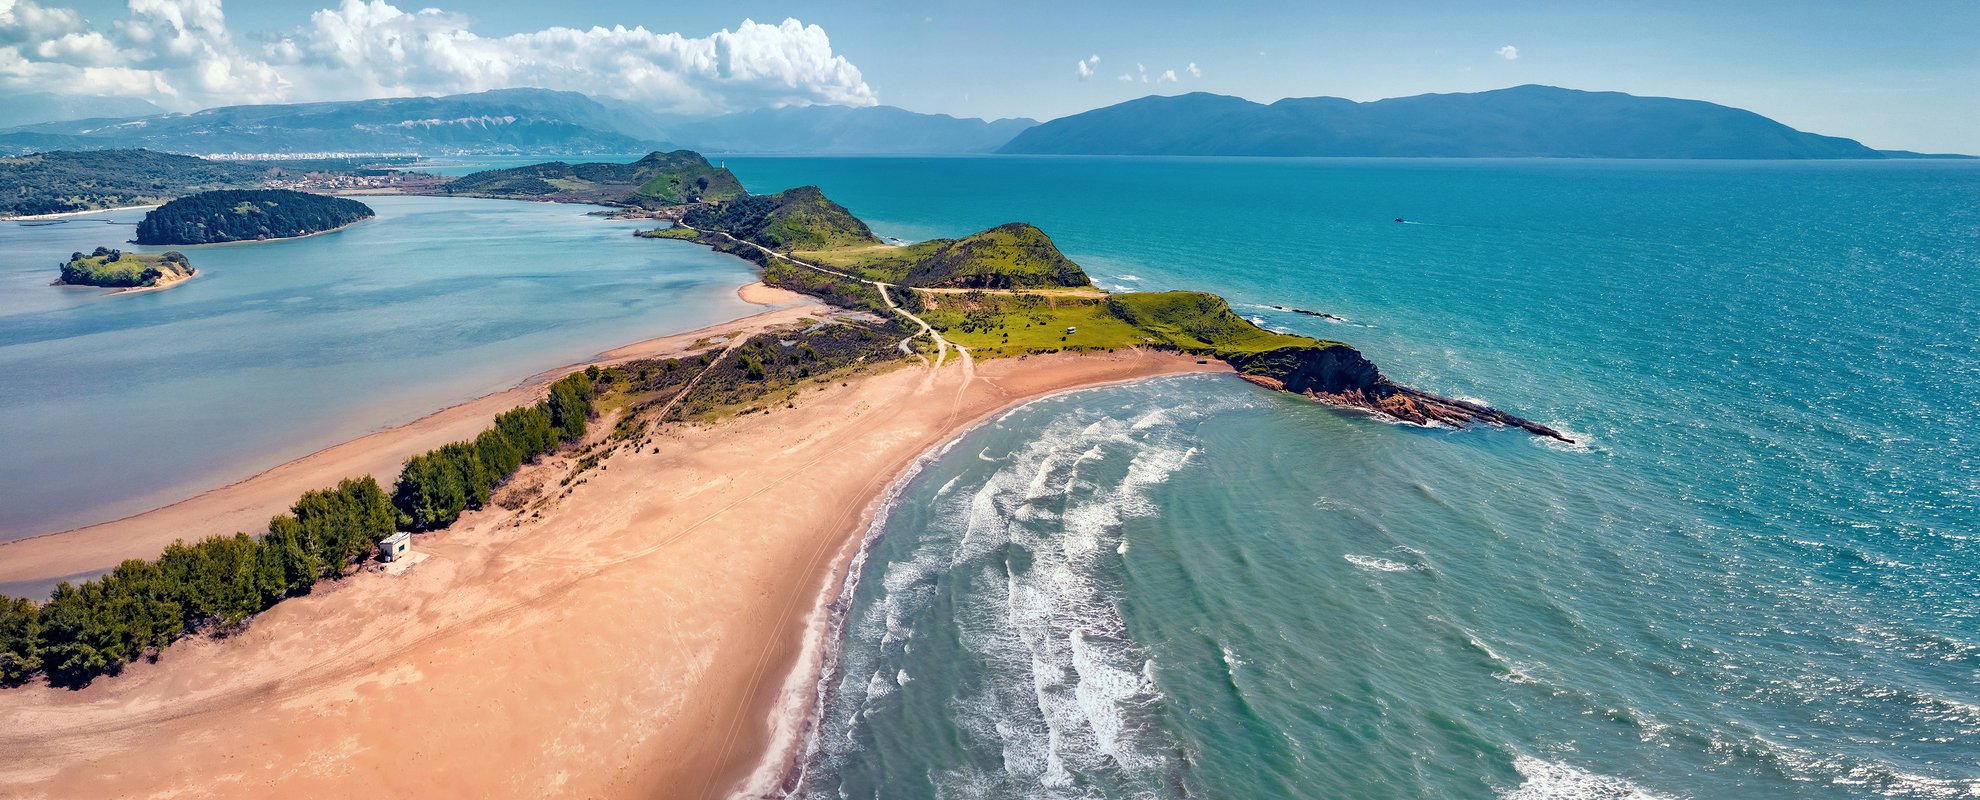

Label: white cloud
[1157,69,1176,83]
[1186,62,1200,77]
[1496,44,1518,60]
[1116,72,1132,82]
[0,0,876,114]
[1075,53,1099,80]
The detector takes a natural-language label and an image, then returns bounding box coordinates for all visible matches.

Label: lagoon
[0,195,756,541]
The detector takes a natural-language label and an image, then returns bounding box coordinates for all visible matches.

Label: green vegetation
[0,149,272,218]
[1106,291,1330,355]
[919,291,1147,357]
[442,150,744,207]
[57,247,194,289]
[681,186,880,251]
[0,371,602,689]
[917,289,1334,362]
[134,189,374,245]
[393,372,594,530]
[801,223,1091,289]
[760,258,890,316]
[2,478,393,687]
[633,225,700,241]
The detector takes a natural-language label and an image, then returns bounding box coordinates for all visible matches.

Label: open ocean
[714,156,1980,798]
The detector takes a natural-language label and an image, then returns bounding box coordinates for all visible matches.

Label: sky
[4,0,1978,152]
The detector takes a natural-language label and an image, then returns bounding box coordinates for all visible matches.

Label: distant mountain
[0,89,666,156]
[1002,85,1913,159]
[0,93,163,129]
[667,106,1037,154]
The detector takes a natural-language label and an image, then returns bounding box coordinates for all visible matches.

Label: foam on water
[796,378,1234,797]
[1343,554,1414,572]
[1502,756,1675,800]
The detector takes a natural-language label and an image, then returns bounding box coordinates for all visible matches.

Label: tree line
[0,370,598,688]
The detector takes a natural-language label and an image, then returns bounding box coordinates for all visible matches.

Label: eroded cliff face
[1225,345,1572,443]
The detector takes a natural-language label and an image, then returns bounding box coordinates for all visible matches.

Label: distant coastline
[6,204,160,221]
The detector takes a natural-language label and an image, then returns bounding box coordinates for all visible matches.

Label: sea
[4,156,1978,798]
[712,157,1980,799]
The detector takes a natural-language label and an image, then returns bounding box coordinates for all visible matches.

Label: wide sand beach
[0,279,1224,798]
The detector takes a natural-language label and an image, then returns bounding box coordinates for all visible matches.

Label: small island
[134,189,374,245]
[56,247,196,291]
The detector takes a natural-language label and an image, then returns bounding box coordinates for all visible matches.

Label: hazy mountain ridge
[667,105,1037,154]
[1002,85,1944,159]
[0,89,667,156]
[1,85,1963,158]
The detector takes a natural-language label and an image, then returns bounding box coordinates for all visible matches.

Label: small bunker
[379,531,412,562]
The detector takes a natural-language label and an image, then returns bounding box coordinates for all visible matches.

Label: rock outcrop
[1226,344,1572,442]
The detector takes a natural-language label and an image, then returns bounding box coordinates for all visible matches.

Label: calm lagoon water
[0,195,755,541]
[710,157,1980,799]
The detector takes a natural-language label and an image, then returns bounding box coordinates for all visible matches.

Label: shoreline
[0,281,817,593]
[5,203,161,221]
[0,339,1225,797]
[734,369,1211,798]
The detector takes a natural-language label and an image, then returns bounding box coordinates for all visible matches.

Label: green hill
[135,189,373,245]
[679,186,879,251]
[801,223,1091,289]
[442,150,743,207]
[57,247,195,289]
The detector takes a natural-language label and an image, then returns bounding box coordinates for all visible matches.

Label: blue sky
[15,0,1980,152]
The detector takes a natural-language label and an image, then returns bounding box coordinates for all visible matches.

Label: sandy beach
[0,291,1224,799]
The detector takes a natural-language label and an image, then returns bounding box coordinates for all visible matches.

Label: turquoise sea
[710,157,1980,799]
[0,196,755,551]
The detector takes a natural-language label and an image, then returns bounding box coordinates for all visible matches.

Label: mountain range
[1000,85,1935,159]
[0,85,1962,159]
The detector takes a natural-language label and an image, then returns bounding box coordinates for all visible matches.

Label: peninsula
[55,247,195,291]
[134,189,374,245]
[639,171,1570,440]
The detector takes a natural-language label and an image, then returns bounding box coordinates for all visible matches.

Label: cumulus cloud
[1186,62,1200,77]
[0,0,877,114]
[1496,44,1518,60]
[1075,53,1098,80]
[1156,69,1176,83]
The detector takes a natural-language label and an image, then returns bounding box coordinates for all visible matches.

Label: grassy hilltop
[803,223,1091,289]
[442,150,745,207]
[679,185,879,251]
